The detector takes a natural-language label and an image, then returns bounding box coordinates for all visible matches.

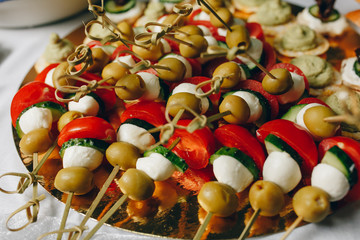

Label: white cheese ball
[213,155,254,193]
[18,107,53,134]
[277,72,305,104]
[232,91,263,123]
[236,38,263,69]
[68,95,100,116]
[341,57,360,89]
[263,151,302,193]
[116,55,136,67]
[136,152,175,181]
[137,72,161,100]
[117,124,155,152]
[62,146,103,171]
[311,163,350,202]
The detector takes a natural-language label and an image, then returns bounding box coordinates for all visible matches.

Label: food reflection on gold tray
[12,3,360,240]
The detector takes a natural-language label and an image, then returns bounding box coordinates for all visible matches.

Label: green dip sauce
[254,1,292,26]
[291,55,334,88]
[280,25,317,51]
[44,33,75,63]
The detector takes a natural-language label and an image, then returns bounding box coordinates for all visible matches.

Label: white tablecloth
[0,1,360,239]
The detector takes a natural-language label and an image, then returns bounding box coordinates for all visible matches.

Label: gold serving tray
[13,4,360,239]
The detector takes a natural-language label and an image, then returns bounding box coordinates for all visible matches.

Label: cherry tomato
[120,101,167,127]
[110,44,137,62]
[171,165,215,193]
[11,82,64,127]
[164,119,216,169]
[214,124,266,172]
[245,22,265,42]
[297,97,329,107]
[238,80,279,119]
[57,116,116,146]
[318,136,360,202]
[34,63,59,83]
[256,119,318,178]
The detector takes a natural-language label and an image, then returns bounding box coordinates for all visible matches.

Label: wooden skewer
[280,216,304,240]
[57,192,74,240]
[238,208,261,240]
[193,211,213,240]
[198,0,232,32]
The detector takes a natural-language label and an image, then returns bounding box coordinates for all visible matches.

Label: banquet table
[0,0,360,239]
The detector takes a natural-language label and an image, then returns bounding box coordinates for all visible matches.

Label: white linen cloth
[0,1,359,239]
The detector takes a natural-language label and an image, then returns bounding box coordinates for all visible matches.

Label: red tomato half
[110,44,135,61]
[251,41,277,81]
[318,136,360,202]
[164,119,216,169]
[34,63,59,83]
[11,82,64,127]
[238,80,279,119]
[297,97,329,107]
[58,116,116,146]
[256,119,318,178]
[245,22,265,42]
[214,124,266,172]
[120,101,167,127]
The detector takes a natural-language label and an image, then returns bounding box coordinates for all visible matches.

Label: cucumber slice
[158,78,170,101]
[281,104,307,122]
[353,61,360,77]
[264,134,303,166]
[238,63,251,79]
[321,145,358,187]
[144,145,188,173]
[122,118,159,141]
[104,0,136,14]
[217,41,228,49]
[59,138,110,158]
[210,146,259,180]
[15,101,66,138]
[309,5,340,22]
[160,0,183,3]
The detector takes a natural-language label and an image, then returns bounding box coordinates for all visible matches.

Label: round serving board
[13,3,360,240]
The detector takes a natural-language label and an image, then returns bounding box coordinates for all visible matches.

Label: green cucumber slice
[264,134,303,166]
[59,138,110,158]
[122,118,159,141]
[210,146,259,180]
[160,0,183,3]
[353,61,360,77]
[281,104,307,122]
[104,0,136,14]
[309,5,340,22]
[159,78,170,101]
[15,101,66,138]
[217,41,228,49]
[321,145,358,187]
[238,63,251,79]
[144,145,188,173]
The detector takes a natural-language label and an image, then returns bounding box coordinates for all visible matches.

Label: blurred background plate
[0,0,89,28]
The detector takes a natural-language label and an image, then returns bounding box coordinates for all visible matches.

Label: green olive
[303,105,339,138]
[102,62,129,86]
[87,47,110,73]
[118,168,155,201]
[52,62,76,88]
[219,95,250,124]
[176,25,203,41]
[57,111,83,132]
[117,21,134,41]
[293,186,330,222]
[262,68,293,95]
[179,35,208,59]
[54,167,94,195]
[132,40,164,61]
[166,92,202,119]
[115,74,146,100]
[200,0,224,13]
[249,180,285,217]
[106,142,141,170]
[213,62,242,89]
[198,181,238,217]
[156,58,186,82]
[19,128,53,155]
[210,7,233,28]
[226,25,250,49]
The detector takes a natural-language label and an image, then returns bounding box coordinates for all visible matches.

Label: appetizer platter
[4,0,360,239]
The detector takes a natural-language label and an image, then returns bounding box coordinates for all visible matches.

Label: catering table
[0,0,360,239]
